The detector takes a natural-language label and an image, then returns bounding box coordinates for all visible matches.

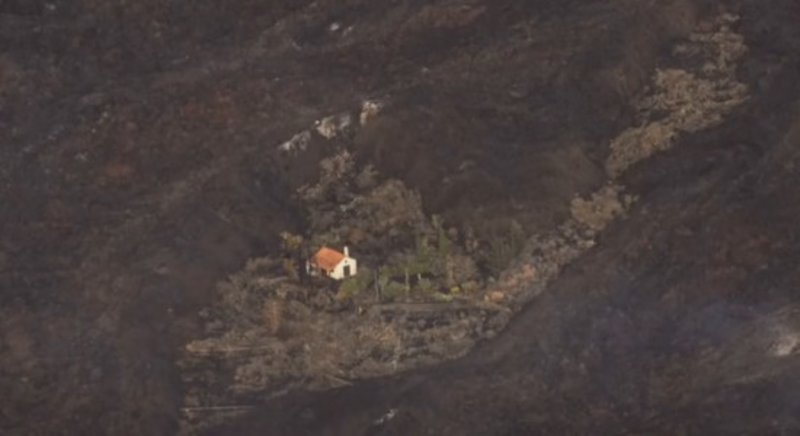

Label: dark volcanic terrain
[3,0,800,435]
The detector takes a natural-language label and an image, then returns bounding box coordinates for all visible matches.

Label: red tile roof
[310,247,345,272]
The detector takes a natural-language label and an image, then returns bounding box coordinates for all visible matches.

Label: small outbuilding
[306,246,357,280]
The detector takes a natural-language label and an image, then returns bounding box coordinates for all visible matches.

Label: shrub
[336,279,361,300]
[483,219,526,277]
[445,254,479,288]
[381,281,408,302]
[416,277,437,294]
[431,292,454,303]
[336,267,373,300]
[281,258,299,281]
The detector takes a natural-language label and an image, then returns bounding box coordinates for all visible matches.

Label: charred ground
[2,0,800,435]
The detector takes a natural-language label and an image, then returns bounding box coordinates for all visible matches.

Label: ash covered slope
[211,1,800,435]
[0,0,792,435]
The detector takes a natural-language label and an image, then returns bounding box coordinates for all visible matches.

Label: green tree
[484,219,526,277]
[336,266,373,300]
[432,215,452,260]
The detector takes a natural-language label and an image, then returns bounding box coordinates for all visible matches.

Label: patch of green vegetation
[371,214,482,301]
[432,215,452,261]
[416,277,436,294]
[411,234,438,276]
[381,280,409,302]
[336,266,373,300]
[431,292,455,303]
[407,215,451,277]
[482,219,526,277]
[460,280,480,293]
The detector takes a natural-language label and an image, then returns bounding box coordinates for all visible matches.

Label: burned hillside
[3,1,800,435]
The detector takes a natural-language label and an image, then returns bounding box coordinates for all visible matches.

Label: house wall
[331,257,357,280]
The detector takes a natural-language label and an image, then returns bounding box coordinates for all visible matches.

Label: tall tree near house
[413,233,436,275]
[432,215,451,259]
[445,256,456,289]
[373,270,381,301]
[484,219,526,277]
[432,214,453,280]
[404,268,411,298]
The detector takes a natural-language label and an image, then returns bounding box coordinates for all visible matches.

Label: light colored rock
[315,113,353,139]
[359,100,382,125]
[277,130,311,153]
[315,116,338,139]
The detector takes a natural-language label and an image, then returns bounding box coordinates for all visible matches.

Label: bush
[416,277,437,294]
[431,292,454,303]
[281,258,299,281]
[445,254,479,288]
[483,219,526,277]
[336,267,373,300]
[336,279,362,300]
[381,281,408,301]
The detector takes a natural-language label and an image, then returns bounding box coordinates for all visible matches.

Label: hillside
[2,1,800,435]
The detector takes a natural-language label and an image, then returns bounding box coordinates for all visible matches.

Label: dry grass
[570,184,631,232]
[606,13,748,177]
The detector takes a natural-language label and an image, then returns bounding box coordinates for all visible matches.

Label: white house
[306,246,357,280]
